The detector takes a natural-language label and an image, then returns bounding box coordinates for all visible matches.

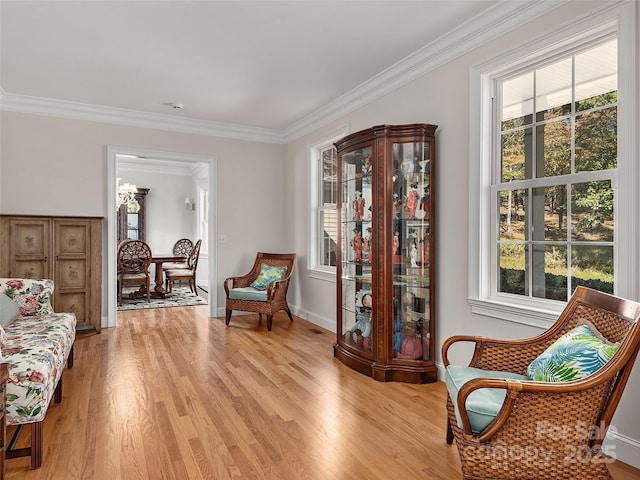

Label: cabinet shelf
[334,124,438,384]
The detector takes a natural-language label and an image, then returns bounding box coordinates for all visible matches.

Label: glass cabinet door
[341,146,374,354]
[334,123,437,384]
[117,188,148,244]
[392,140,431,361]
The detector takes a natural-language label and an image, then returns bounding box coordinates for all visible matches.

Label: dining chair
[165,239,201,294]
[162,238,193,271]
[117,240,152,305]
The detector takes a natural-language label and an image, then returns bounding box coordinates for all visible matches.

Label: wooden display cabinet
[0,215,103,332]
[117,187,149,244]
[334,124,437,383]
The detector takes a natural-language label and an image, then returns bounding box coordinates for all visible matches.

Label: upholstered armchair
[224,252,296,331]
[442,286,640,480]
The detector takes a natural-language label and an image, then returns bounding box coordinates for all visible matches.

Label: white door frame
[106,146,218,327]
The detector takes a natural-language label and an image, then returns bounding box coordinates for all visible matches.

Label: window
[469,6,636,326]
[309,132,345,277]
[317,144,338,268]
[497,39,617,302]
[197,185,209,256]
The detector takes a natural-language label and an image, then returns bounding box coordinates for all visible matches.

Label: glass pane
[501,127,532,181]
[571,181,614,242]
[499,243,528,296]
[346,226,364,263]
[363,225,373,264]
[126,213,139,229]
[575,39,617,111]
[319,210,337,266]
[395,286,429,361]
[540,245,568,301]
[536,58,572,121]
[502,72,533,129]
[498,189,527,241]
[572,245,614,294]
[321,147,337,204]
[343,288,373,353]
[532,185,567,241]
[575,107,617,172]
[342,148,371,182]
[536,119,571,177]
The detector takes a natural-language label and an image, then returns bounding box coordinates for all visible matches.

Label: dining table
[149,254,187,298]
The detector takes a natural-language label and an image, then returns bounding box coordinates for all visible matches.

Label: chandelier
[116,178,140,212]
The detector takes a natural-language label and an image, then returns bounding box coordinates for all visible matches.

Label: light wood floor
[5,306,640,479]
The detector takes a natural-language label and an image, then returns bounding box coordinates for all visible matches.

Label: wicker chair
[224,252,296,331]
[117,240,152,306]
[443,286,640,480]
[165,239,201,294]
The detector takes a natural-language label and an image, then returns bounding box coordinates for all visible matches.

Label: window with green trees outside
[495,38,616,302]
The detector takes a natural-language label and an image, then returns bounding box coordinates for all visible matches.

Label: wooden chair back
[172,238,193,257]
[117,240,152,274]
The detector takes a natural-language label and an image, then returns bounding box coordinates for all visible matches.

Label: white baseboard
[604,428,640,469]
[290,305,335,333]
[216,303,336,333]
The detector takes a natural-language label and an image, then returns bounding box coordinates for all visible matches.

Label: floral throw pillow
[251,265,288,290]
[526,321,619,382]
[0,278,55,316]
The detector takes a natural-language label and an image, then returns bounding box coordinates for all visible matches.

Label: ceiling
[2,0,522,138]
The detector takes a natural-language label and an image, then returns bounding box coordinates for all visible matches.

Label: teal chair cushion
[445,365,528,434]
[229,287,268,302]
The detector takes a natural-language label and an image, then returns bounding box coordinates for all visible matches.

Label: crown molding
[0,0,571,145]
[0,93,286,144]
[283,0,570,142]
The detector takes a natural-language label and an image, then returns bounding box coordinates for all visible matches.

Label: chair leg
[446,418,454,445]
[54,374,63,403]
[267,314,273,331]
[285,308,294,322]
[225,309,232,326]
[146,282,151,303]
[31,421,43,469]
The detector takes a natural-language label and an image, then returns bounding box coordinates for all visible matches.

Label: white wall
[0,111,287,319]
[283,0,640,467]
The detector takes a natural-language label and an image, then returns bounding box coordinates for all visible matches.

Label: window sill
[468,297,565,330]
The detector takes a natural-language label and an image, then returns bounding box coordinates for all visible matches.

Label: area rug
[117,286,208,311]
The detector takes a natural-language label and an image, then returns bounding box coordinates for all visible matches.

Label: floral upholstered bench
[0,278,76,469]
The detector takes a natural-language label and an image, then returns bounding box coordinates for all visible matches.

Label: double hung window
[310,136,344,277]
[496,38,617,302]
[470,6,636,325]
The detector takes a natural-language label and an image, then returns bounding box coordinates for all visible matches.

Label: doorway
[106,146,218,327]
